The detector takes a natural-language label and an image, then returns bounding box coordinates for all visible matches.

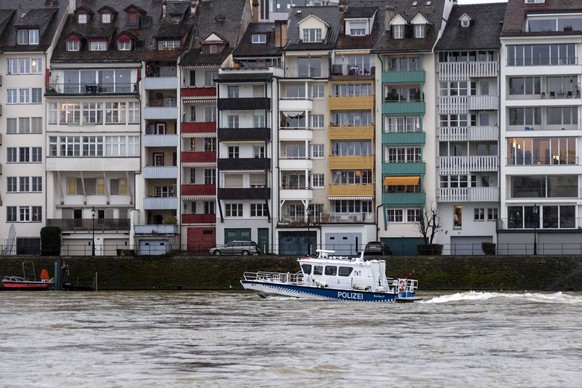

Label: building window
[17,29,39,45]
[19,207,30,222]
[312,174,325,188]
[7,177,17,192]
[311,144,324,158]
[118,39,132,51]
[227,86,239,98]
[204,138,216,152]
[487,208,498,221]
[67,39,81,52]
[250,204,268,217]
[454,205,463,228]
[414,24,426,39]
[387,209,404,222]
[89,40,107,51]
[393,25,405,39]
[225,203,243,217]
[153,153,164,166]
[78,13,88,24]
[310,84,325,99]
[204,169,216,185]
[474,208,485,221]
[228,146,239,159]
[252,34,266,43]
[102,13,112,23]
[158,40,181,50]
[253,146,265,158]
[302,28,322,42]
[32,207,42,222]
[204,201,215,215]
[311,114,324,128]
[7,207,17,222]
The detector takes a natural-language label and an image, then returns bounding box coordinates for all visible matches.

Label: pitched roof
[285,6,340,51]
[51,0,194,63]
[370,0,449,54]
[502,0,582,37]
[335,5,381,51]
[232,22,283,59]
[435,2,507,51]
[0,0,68,52]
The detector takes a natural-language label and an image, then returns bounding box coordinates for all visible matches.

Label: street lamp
[532,204,538,255]
[306,208,311,256]
[91,207,96,256]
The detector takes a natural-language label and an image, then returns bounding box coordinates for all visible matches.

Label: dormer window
[127,10,140,25]
[252,34,267,44]
[393,25,405,39]
[414,24,426,38]
[303,28,322,43]
[347,21,368,36]
[17,28,39,45]
[66,36,81,52]
[78,13,88,24]
[102,12,111,24]
[158,40,181,50]
[89,39,107,51]
[117,36,132,51]
[459,14,472,28]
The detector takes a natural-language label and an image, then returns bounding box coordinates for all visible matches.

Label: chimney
[275,20,288,48]
[385,5,395,31]
[252,0,259,23]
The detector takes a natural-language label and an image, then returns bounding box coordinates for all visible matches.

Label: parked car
[364,241,392,256]
[210,241,260,256]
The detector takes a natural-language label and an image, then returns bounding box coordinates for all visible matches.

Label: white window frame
[89,40,107,51]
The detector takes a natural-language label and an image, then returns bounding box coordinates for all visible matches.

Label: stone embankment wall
[1,255,581,291]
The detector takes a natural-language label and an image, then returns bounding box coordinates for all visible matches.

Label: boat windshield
[301,264,312,274]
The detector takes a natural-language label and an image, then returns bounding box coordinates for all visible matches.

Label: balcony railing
[181,214,215,224]
[181,184,215,196]
[46,83,137,95]
[438,187,499,202]
[438,61,499,80]
[181,87,216,97]
[181,122,216,133]
[181,151,216,164]
[134,224,179,235]
[439,126,499,142]
[46,218,130,232]
[439,156,498,174]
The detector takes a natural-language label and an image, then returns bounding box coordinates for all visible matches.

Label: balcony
[45,82,137,96]
[218,127,271,141]
[134,224,179,235]
[439,156,498,174]
[181,151,216,164]
[182,122,216,133]
[468,95,499,111]
[182,214,215,224]
[328,155,374,170]
[382,162,426,176]
[143,197,178,210]
[46,218,130,232]
[438,126,498,142]
[382,101,425,115]
[438,61,498,80]
[329,124,374,139]
[181,87,216,97]
[144,107,179,120]
[217,98,270,110]
[143,166,178,179]
[280,189,313,201]
[327,184,373,198]
[381,70,425,84]
[144,134,179,147]
[279,98,313,111]
[279,158,312,170]
[279,127,313,141]
[218,187,270,200]
[323,212,374,223]
[218,158,270,171]
[144,77,178,90]
[438,187,500,202]
[382,192,426,207]
[181,184,215,196]
[438,96,467,114]
[328,95,373,111]
[382,131,426,145]
[283,66,329,79]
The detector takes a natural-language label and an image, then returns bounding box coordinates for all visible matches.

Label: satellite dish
[3,224,16,255]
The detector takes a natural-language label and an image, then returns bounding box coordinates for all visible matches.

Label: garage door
[139,240,169,256]
[450,236,493,256]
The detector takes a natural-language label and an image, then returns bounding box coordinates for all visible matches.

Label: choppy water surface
[1,290,581,387]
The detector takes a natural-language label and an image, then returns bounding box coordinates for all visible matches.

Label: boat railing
[243,271,303,284]
[393,278,418,293]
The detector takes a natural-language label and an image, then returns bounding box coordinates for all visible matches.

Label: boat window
[324,266,337,276]
[338,267,353,276]
[313,265,323,275]
[301,264,312,274]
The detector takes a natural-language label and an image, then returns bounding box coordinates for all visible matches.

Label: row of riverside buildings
[1,0,581,256]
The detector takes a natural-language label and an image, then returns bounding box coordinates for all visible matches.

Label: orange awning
[383,176,420,186]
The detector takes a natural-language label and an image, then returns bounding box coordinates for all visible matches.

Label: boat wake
[422,291,582,305]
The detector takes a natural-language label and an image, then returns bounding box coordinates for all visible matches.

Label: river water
[1,290,581,387]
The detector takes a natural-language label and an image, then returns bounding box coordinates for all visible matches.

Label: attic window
[78,13,88,24]
[393,25,405,40]
[66,36,81,52]
[89,39,107,51]
[17,29,39,45]
[158,40,181,50]
[303,28,322,43]
[414,24,426,38]
[117,36,132,51]
[127,10,140,25]
[461,19,470,28]
[252,34,267,44]
[102,12,111,24]
[171,17,181,24]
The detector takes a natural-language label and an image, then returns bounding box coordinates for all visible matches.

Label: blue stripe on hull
[240,281,408,303]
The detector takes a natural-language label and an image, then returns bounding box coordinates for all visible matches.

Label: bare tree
[418,205,441,244]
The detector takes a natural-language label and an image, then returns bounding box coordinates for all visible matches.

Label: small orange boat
[1,268,54,291]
